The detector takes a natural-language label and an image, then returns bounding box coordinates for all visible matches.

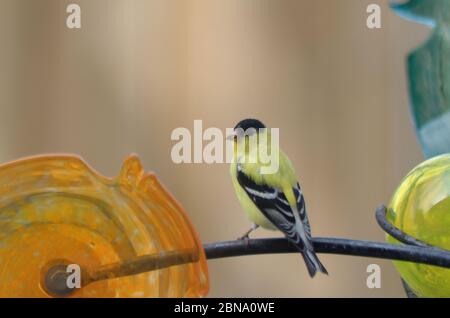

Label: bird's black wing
[293,182,312,238]
[236,165,308,251]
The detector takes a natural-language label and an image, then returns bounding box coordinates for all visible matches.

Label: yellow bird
[229,119,327,277]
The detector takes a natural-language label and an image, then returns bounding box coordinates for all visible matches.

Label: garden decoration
[386,0,450,296]
[386,154,450,297]
[391,0,450,158]
[0,154,448,297]
[0,154,208,297]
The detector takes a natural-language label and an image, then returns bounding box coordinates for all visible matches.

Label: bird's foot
[237,224,259,241]
[237,236,251,249]
[237,234,250,241]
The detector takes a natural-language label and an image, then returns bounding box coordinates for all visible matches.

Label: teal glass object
[391,0,450,158]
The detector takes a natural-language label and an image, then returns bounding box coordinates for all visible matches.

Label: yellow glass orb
[387,154,450,297]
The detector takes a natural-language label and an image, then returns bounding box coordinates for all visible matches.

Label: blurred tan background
[0,0,430,297]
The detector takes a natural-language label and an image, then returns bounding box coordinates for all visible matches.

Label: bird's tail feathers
[302,249,328,278]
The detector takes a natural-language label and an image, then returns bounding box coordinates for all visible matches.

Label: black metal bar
[374,204,450,298]
[86,248,200,284]
[402,279,418,298]
[204,237,450,268]
[375,205,432,248]
[41,204,450,298]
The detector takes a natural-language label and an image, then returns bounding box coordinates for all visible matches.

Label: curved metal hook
[375,205,431,248]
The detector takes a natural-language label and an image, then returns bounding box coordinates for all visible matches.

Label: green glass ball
[387,154,450,297]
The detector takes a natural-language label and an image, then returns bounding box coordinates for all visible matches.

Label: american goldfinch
[229,118,328,277]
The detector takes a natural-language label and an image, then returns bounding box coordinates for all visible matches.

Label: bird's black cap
[234,119,266,131]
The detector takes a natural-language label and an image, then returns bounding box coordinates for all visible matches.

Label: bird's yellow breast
[230,162,277,230]
[230,136,301,229]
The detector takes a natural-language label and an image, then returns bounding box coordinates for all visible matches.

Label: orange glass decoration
[0,154,209,297]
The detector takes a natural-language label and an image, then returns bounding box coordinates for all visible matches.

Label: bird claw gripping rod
[43,205,450,297]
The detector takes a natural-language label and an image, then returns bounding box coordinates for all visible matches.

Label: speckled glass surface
[387,154,450,297]
[0,154,209,297]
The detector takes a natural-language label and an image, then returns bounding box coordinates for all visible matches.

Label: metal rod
[85,248,200,284]
[375,205,432,248]
[204,237,450,268]
[42,249,200,297]
[43,205,450,297]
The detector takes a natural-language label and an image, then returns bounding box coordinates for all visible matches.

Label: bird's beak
[227,132,237,141]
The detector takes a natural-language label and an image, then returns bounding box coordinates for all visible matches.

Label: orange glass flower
[0,154,209,297]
